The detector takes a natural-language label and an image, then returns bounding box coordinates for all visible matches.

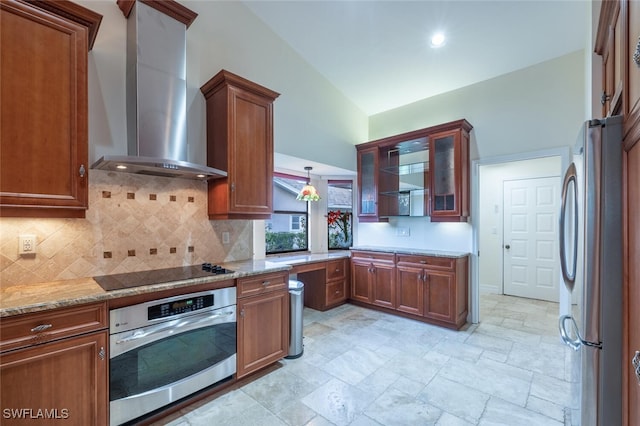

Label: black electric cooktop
[94,263,234,291]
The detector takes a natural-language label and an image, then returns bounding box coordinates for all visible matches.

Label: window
[290,215,303,231]
[266,174,308,254]
[327,180,353,249]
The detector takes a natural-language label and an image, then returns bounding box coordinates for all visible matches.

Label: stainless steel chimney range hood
[91,0,225,180]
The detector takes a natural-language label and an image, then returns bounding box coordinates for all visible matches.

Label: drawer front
[0,302,108,353]
[237,271,288,298]
[396,255,454,270]
[350,250,395,263]
[326,259,347,280]
[326,279,346,305]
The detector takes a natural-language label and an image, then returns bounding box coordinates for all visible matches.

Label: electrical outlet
[19,234,37,255]
[395,227,410,237]
[222,232,230,244]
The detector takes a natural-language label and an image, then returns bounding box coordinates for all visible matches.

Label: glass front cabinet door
[429,124,471,222]
[357,146,384,222]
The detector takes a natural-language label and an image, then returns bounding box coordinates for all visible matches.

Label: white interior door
[503,176,560,302]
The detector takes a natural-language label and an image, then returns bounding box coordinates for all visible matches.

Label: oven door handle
[115,309,235,346]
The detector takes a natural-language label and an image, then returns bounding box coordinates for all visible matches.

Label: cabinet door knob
[79,164,86,178]
[240,309,245,318]
[99,346,105,361]
[504,244,511,250]
[601,90,611,105]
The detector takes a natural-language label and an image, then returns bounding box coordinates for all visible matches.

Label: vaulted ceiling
[243,1,590,116]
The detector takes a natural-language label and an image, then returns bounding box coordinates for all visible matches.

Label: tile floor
[156,294,571,426]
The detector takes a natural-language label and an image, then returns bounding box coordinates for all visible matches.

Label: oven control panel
[148,294,214,320]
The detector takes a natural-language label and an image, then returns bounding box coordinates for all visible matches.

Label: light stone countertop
[0,252,351,318]
[350,246,470,258]
[0,249,468,317]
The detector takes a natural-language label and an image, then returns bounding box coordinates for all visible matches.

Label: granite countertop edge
[0,252,351,317]
[350,246,470,258]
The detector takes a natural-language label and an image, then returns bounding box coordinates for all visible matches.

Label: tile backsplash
[0,170,252,287]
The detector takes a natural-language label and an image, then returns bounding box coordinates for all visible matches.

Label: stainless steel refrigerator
[559,115,623,426]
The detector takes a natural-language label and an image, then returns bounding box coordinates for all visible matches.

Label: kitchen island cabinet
[0,302,108,425]
[236,271,289,378]
[200,70,280,220]
[0,0,101,218]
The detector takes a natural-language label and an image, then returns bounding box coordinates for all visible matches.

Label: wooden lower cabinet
[350,251,396,308]
[0,302,108,425]
[352,250,468,330]
[296,258,349,311]
[423,269,457,324]
[236,272,289,379]
[396,255,468,329]
[370,263,395,309]
[396,264,423,316]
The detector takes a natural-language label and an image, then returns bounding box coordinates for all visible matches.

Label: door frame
[470,147,570,323]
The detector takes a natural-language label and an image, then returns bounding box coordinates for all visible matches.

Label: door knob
[504,244,511,249]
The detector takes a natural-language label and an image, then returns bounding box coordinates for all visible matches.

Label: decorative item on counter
[328,209,352,249]
[296,166,320,202]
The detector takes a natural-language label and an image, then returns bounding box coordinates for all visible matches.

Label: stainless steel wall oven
[109,287,236,425]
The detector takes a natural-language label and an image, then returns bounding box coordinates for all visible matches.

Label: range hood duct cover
[92,1,225,180]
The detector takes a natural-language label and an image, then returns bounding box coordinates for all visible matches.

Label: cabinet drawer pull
[632,351,640,386]
[262,280,271,286]
[31,324,52,333]
[420,260,426,264]
[99,346,105,361]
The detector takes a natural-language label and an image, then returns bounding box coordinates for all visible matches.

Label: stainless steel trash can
[285,279,304,359]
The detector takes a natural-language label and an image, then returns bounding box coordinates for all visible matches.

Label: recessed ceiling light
[196,174,206,178]
[431,32,446,48]
[116,164,127,170]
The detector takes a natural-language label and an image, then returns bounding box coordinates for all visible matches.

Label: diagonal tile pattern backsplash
[0,170,251,287]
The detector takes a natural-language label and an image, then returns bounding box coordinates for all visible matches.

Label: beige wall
[478,156,562,294]
[0,171,251,287]
[356,51,586,253]
[368,50,586,161]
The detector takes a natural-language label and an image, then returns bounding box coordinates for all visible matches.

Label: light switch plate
[222,232,230,244]
[19,234,37,255]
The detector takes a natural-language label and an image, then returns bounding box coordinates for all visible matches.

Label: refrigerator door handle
[559,315,602,351]
[559,162,578,290]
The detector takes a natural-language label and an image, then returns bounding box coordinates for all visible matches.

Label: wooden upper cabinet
[429,122,472,222]
[0,0,101,218]
[357,146,387,222]
[627,0,640,122]
[356,119,472,222]
[595,0,623,117]
[200,70,280,220]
